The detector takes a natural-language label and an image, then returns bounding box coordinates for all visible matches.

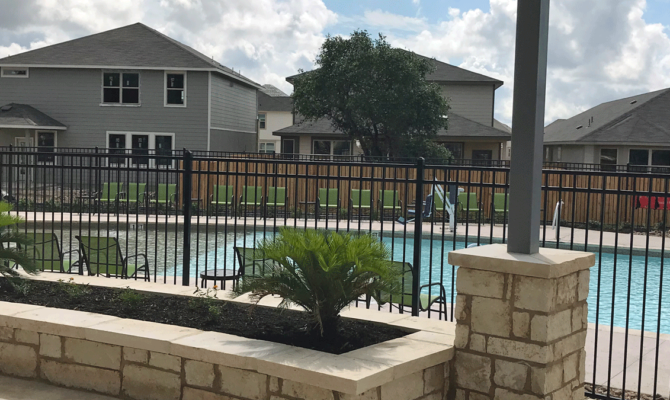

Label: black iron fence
[0,147,668,400]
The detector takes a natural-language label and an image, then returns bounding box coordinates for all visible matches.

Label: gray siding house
[274,52,511,161]
[0,23,260,161]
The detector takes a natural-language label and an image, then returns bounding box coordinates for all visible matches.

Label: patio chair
[120,183,147,212]
[492,193,509,224]
[211,185,235,216]
[19,232,81,273]
[433,191,450,220]
[377,261,447,319]
[198,246,275,288]
[317,188,340,219]
[458,192,482,222]
[349,189,372,219]
[99,182,123,214]
[149,184,177,214]
[378,190,403,220]
[398,194,433,225]
[75,235,149,280]
[265,187,287,216]
[239,186,263,217]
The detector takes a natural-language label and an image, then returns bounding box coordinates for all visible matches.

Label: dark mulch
[585,384,668,400]
[0,278,408,354]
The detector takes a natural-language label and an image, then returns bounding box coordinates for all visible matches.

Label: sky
[1,0,669,126]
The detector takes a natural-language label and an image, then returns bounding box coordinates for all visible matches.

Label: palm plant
[232,228,401,337]
[0,201,37,277]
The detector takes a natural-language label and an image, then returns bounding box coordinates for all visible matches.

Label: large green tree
[292,31,451,158]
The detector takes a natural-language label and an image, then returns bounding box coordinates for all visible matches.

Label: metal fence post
[7,144,13,203]
[412,157,425,317]
[182,149,193,286]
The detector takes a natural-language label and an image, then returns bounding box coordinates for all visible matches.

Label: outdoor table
[199,269,240,288]
[299,201,318,219]
[77,194,99,215]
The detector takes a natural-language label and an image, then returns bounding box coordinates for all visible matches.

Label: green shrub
[119,287,145,309]
[0,201,37,278]
[232,228,401,337]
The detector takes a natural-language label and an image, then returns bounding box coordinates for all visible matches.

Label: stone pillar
[447,244,595,400]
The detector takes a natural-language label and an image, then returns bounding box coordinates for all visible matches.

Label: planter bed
[0,278,406,354]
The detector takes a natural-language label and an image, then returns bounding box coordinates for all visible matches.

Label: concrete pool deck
[13,211,670,252]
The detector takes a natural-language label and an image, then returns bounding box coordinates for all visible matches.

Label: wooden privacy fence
[181,159,670,226]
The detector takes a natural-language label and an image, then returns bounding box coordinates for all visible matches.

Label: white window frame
[258,113,267,130]
[100,71,141,107]
[1,67,29,78]
[259,142,276,154]
[164,71,187,107]
[312,139,352,156]
[34,130,57,165]
[105,131,176,168]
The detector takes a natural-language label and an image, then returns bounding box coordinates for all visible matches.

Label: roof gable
[0,23,259,87]
[0,103,66,129]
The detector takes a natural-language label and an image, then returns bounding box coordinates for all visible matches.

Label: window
[165,72,186,106]
[131,134,149,165]
[36,131,56,163]
[259,142,275,154]
[442,143,464,159]
[103,72,139,105]
[472,150,493,166]
[282,139,295,154]
[313,140,351,158]
[652,150,670,166]
[629,149,649,165]
[1,67,29,78]
[155,136,173,166]
[108,134,127,164]
[258,113,266,129]
[107,132,174,167]
[600,149,618,171]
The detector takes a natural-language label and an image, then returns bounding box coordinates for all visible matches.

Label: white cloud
[363,9,426,32]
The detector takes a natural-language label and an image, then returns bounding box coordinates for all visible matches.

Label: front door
[14,137,34,184]
[282,138,296,159]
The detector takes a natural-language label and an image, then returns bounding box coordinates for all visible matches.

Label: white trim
[0,125,66,130]
[209,126,256,134]
[105,131,176,168]
[34,130,57,165]
[101,71,141,105]
[1,67,29,78]
[207,71,211,151]
[257,112,267,130]
[164,71,187,108]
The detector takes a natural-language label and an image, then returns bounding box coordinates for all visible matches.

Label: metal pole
[182,149,193,286]
[507,0,551,254]
[411,157,425,317]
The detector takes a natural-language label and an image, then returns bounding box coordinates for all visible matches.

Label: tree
[0,202,37,278]
[232,228,401,337]
[292,30,450,158]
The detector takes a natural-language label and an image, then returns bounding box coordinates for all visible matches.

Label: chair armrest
[126,253,148,267]
[118,192,126,200]
[62,249,80,258]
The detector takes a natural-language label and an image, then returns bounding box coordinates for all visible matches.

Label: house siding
[259,110,292,150]
[440,84,495,126]
[0,68,209,150]
[210,73,257,133]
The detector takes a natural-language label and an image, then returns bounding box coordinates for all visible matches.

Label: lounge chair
[378,190,403,220]
[76,236,149,280]
[19,233,81,273]
[493,193,509,224]
[99,182,123,214]
[265,187,287,216]
[239,186,263,217]
[398,194,433,225]
[349,189,372,219]
[149,183,177,214]
[433,191,450,220]
[458,192,482,222]
[211,185,235,216]
[378,261,447,318]
[317,188,340,219]
[120,183,147,212]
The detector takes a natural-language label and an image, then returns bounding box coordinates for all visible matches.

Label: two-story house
[0,23,260,163]
[274,52,511,161]
[257,85,293,154]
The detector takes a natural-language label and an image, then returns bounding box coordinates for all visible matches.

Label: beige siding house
[256,85,293,154]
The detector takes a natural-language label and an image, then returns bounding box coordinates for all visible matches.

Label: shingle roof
[0,23,260,88]
[273,112,510,140]
[286,50,503,88]
[260,84,289,97]
[258,91,292,112]
[0,104,66,129]
[544,88,670,144]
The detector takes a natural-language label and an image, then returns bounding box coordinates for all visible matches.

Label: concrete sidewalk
[0,375,115,400]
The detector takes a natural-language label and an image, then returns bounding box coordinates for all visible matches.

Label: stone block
[470,392,491,400]
[380,370,423,400]
[0,326,13,341]
[494,388,544,400]
[494,359,528,391]
[39,333,61,358]
[0,342,37,378]
[15,329,39,345]
[457,268,505,299]
[64,338,121,369]
[552,332,586,360]
[122,364,181,400]
[149,351,181,372]
[572,305,583,332]
[218,365,268,400]
[424,364,444,394]
[454,352,491,392]
[577,270,590,301]
[579,350,586,383]
[124,347,149,363]
[557,274,578,307]
[455,389,466,400]
[531,363,563,394]
[514,276,556,312]
[582,304,588,328]
[282,379,334,400]
[455,324,469,349]
[531,310,572,342]
[573,386,585,400]
[455,295,468,321]
[488,337,553,363]
[563,352,579,383]
[470,334,486,352]
[40,359,120,395]
[471,297,511,337]
[339,388,379,400]
[269,376,280,393]
[551,384,573,400]
[183,387,234,400]
[185,360,215,388]
[513,312,530,339]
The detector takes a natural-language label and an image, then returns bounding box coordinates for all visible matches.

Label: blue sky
[1,0,669,125]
